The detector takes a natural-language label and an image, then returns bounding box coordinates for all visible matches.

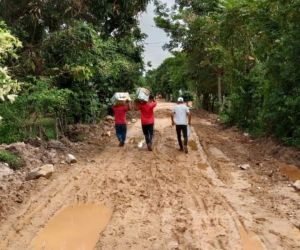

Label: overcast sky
[139,0,175,71]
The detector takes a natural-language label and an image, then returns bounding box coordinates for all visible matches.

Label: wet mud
[31,204,112,250]
[0,102,299,250]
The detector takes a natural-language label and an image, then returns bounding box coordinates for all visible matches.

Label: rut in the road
[96,118,255,250]
[1,103,299,250]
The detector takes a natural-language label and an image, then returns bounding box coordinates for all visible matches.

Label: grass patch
[0,150,25,170]
[0,117,57,144]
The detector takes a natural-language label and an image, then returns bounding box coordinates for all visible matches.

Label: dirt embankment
[0,117,115,223]
[0,102,299,250]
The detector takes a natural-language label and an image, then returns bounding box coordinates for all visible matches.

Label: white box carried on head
[111,92,131,105]
[136,87,150,102]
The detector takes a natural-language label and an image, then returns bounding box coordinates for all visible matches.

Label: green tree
[153,0,300,147]
[145,52,192,101]
[0,21,22,119]
[42,21,144,122]
[0,0,150,42]
[0,1,149,143]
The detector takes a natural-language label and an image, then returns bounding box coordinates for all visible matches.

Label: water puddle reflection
[198,163,208,170]
[279,164,300,181]
[31,203,112,250]
[188,140,198,151]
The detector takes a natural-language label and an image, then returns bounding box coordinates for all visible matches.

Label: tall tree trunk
[203,93,209,111]
[218,75,222,104]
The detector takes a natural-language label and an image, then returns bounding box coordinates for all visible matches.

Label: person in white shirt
[171,97,191,153]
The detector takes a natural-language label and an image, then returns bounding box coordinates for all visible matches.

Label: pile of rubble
[0,140,78,181]
[0,115,116,181]
[0,115,115,221]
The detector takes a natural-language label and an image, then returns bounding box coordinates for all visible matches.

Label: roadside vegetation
[0,0,299,148]
[0,0,150,143]
[147,0,300,147]
[0,149,25,170]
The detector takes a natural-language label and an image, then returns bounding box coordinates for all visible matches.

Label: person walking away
[171,97,191,153]
[112,100,130,147]
[136,95,157,151]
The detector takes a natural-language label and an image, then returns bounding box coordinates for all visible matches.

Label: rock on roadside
[47,140,66,151]
[292,180,300,191]
[5,142,26,154]
[26,164,54,180]
[239,164,251,170]
[105,115,114,122]
[66,154,77,164]
[0,163,13,179]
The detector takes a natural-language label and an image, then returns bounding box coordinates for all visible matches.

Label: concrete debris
[66,154,77,164]
[5,142,26,154]
[292,180,300,191]
[26,137,43,147]
[26,164,54,180]
[105,115,114,122]
[239,164,251,170]
[47,140,66,151]
[0,163,13,179]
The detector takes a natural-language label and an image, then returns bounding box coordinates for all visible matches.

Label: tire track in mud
[152,125,242,250]
[151,121,270,250]
[0,147,126,250]
[0,103,298,250]
[96,117,248,250]
[192,119,300,250]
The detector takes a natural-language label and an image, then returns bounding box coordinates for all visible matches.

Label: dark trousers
[115,124,127,143]
[176,125,188,149]
[142,124,154,145]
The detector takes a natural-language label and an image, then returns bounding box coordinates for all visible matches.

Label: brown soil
[0,102,299,250]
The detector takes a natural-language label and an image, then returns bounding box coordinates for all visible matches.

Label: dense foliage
[145,52,193,101]
[150,0,300,147]
[0,0,149,41]
[0,21,21,110]
[0,1,149,143]
[0,149,25,170]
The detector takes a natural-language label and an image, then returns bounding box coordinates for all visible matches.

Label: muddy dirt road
[0,102,299,250]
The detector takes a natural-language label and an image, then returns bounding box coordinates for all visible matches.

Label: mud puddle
[198,163,208,170]
[31,203,112,250]
[188,140,198,151]
[279,163,300,181]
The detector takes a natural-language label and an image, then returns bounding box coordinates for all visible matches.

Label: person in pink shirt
[136,95,157,151]
[112,101,130,147]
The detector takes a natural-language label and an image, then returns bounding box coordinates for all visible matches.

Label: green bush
[181,91,194,102]
[0,77,73,143]
[42,21,142,120]
[152,0,300,148]
[0,150,25,170]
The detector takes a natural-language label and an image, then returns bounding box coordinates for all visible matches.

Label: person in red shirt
[112,101,130,147]
[136,95,157,151]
